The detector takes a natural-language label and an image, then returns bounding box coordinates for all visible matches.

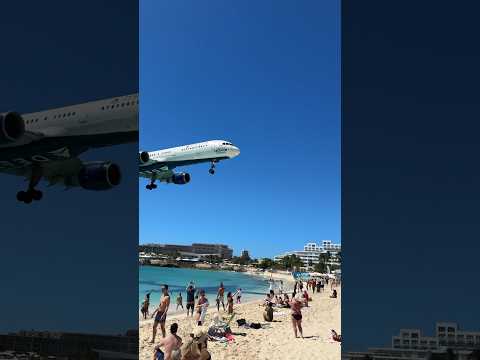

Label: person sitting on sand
[283,294,291,308]
[195,290,209,326]
[330,289,337,298]
[263,293,270,306]
[289,294,304,338]
[141,293,150,320]
[331,329,342,342]
[227,291,234,315]
[151,285,170,343]
[153,322,182,360]
[263,301,274,322]
[176,293,184,311]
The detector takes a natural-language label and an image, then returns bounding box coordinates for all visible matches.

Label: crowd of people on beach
[140,276,340,359]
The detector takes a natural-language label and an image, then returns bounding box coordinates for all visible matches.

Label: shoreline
[139,268,296,323]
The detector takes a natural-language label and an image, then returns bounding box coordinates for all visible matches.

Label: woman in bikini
[289,294,304,338]
[227,291,234,315]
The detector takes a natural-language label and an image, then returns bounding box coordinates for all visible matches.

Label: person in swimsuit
[216,282,225,311]
[153,323,182,360]
[176,293,183,311]
[141,293,150,320]
[234,288,242,303]
[289,294,304,338]
[195,290,209,326]
[186,284,196,317]
[331,329,342,342]
[227,291,234,315]
[151,285,170,343]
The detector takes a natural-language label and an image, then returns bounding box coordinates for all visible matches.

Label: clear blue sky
[140,0,340,259]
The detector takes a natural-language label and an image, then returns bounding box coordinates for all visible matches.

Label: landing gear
[209,161,216,175]
[17,170,43,204]
[17,189,43,203]
[146,177,158,190]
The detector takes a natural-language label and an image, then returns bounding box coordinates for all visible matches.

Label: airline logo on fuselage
[0,147,72,169]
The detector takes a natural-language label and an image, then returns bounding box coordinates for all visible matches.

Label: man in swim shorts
[186,284,195,316]
[151,285,170,343]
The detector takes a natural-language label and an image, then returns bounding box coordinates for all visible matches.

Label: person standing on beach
[216,282,225,311]
[176,293,183,311]
[289,294,304,338]
[195,290,209,326]
[141,293,150,320]
[268,277,275,295]
[227,291,234,315]
[186,284,196,317]
[279,280,284,295]
[234,288,242,303]
[150,285,171,343]
[153,322,182,360]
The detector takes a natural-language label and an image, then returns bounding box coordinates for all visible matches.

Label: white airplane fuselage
[139,140,240,187]
[143,140,240,165]
[0,94,138,166]
[0,94,138,203]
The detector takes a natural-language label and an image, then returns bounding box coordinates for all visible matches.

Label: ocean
[139,266,272,314]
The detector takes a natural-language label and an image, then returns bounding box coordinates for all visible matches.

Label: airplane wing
[139,166,174,182]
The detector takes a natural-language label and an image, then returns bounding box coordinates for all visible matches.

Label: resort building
[139,242,233,259]
[344,322,480,360]
[241,249,250,258]
[274,240,341,270]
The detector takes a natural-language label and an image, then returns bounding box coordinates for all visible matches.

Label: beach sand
[139,284,340,360]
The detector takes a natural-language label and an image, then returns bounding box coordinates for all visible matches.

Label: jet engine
[0,112,25,144]
[171,172,191,185]
[139,151,150,164]
[78,162,122,190]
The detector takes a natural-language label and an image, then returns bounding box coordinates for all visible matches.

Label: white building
[344,322,480,360]
[274,240,341,270]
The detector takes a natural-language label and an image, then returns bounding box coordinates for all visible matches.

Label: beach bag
[250,322,261,329]
[236,318,246,326]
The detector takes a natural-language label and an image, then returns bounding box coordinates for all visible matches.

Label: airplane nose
[232,146,240,157]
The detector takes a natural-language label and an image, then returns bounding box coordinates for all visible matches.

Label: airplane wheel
[152,184,157,189]
[17,191,27,202]
[146,184,152,190]
[17,191,33,204]
[209,168,215,175]
[32,190,43,201]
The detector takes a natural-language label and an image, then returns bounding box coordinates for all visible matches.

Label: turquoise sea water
[139,266,272,313]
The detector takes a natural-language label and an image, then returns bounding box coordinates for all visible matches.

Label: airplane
[0,94,138,203]
[139,140,240,189]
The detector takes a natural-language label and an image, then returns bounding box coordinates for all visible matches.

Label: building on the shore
[343,322,480,360]
[139,242,233,259]
[273,240,341,270]
[241,249,250,259]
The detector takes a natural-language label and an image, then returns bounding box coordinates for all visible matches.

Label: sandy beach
[139,282,341,360]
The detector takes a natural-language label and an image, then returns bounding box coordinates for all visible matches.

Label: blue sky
[140,0,340,258]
